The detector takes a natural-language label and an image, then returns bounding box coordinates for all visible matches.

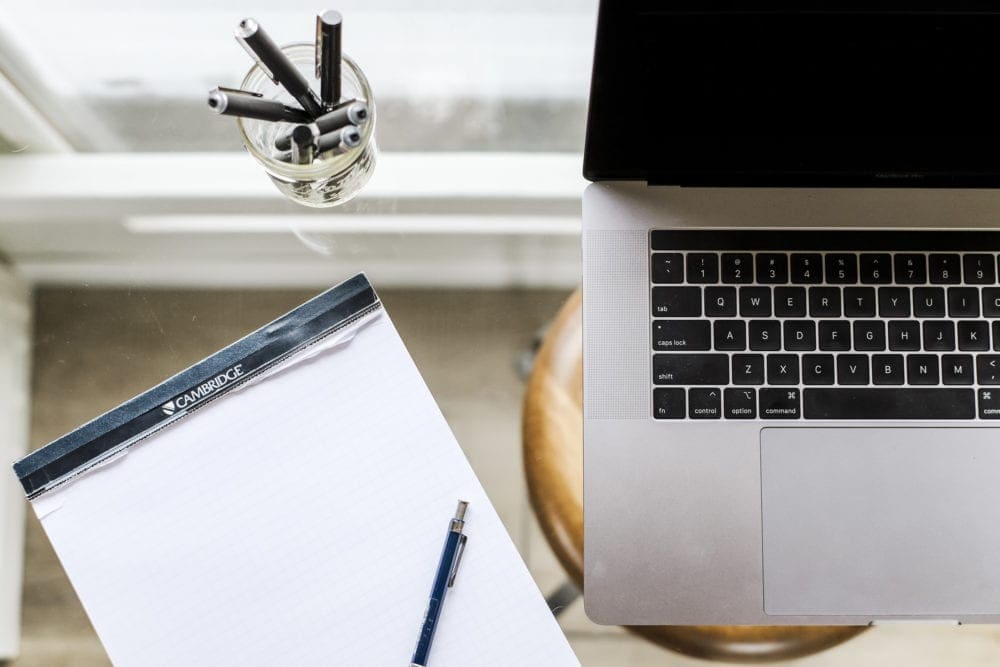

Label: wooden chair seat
[522,290,867,662]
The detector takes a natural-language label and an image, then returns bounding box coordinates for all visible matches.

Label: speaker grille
[583,230,649,420]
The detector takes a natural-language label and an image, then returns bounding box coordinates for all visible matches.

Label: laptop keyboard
[650,230,1000,421]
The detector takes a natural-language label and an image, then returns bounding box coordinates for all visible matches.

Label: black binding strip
[651,230,1000,252]
[13,274,380,499]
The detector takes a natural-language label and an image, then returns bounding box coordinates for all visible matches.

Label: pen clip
[235,36,277,84]
[216,86,262,98]
[447,534,467,588]
[315,15,325,80]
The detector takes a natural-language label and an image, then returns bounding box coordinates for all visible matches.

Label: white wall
[0,267,31,659]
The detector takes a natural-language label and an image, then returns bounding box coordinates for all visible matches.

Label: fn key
[653,389,685,419]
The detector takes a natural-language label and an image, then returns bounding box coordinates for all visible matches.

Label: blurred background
[2,1,1000,665]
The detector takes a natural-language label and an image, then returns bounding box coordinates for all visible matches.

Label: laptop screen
[584,2,1000,185]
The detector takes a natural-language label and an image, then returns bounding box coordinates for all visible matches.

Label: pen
[410,501,469,667]
[316,10,343,109]
[289,124,318,165]
[207,87,312,124]
[316,124,361,155]
[235,18,324,118]
[274,100,368,150]
[275,125,360,162]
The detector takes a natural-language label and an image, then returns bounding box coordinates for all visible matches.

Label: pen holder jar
[237,43,376,208]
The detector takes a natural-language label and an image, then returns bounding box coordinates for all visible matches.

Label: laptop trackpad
[761,427,1000,617]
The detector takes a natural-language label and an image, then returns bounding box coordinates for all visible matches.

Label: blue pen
[410,500,469,667]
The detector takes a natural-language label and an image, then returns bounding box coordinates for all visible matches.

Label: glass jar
[236,43,376,208]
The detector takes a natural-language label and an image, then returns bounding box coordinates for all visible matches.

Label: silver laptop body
[583,185,1000,625]
[581,1,1000,626]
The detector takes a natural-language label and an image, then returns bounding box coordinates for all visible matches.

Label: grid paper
[31,310,579,666]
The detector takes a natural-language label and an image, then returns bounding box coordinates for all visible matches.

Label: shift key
[654,354,729,385]
[652,287,701,317]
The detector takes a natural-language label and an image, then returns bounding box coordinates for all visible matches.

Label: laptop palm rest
[761,427,1000,617]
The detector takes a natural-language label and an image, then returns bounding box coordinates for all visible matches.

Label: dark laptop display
[584,2,1000,185]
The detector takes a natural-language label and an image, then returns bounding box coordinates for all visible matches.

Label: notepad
[13,275,579,667]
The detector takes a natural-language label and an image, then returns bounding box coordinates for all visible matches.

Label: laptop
[582,2,1000,625]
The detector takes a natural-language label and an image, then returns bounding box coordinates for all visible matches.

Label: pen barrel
[411,530,463,666]
[318,11,343,108]
[316,125,361,154]
[289,125,318,165]
[315,102,368,134]
[411,596,441,665]
[212,91,312,124]
[238,19,324,117]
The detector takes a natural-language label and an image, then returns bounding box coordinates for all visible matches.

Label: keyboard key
[790,253,823,284]
[653,287,701,317]
[878,287,911,317]
[688,388,722,419]
[844,287,876,317]
[732,354,765,385]
[948,287,980,318]
[767,354,800,384]
[654,354,729,385]
[964,254,996,284]
[942,354,974,385]
[739,287,771,317]
[995,322,1000,351]
[872,354,905,385]
[759,388,801,419]
[721,253,753,284]
[803,388,974,419]
[837,354,870,385]
[802,354,835,385]
[724,388,757,419]
[929,253,962,284]
[809,287,841,317]
[749,320,781,351]
[704,287,738,317]
[687,253,719,284]
[958,321,989,351]
[888,321,921,351]
[859,254,892,284]
[913,287,946,317]
[977,355,1000,384]
[978,388,1000,419]
[922,321,955,351]
[894,254,927,284]
[825,254,858,284]
[774,287,807,317]
[756,253,789,284]
[651,253,684,284]
[783,321,816,351]
[713,321,747,351]
[908,355,940,385]
[853,321,886,351]
[983,288,1000,317]
[818,321,851,351]
[653,321,711,351]
[653,388,686,419]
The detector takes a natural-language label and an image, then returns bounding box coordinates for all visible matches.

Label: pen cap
[236,43,376,208]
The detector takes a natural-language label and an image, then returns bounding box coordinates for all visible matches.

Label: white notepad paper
[14,276,578,666]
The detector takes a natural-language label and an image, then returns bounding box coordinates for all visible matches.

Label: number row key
[652,252,1000,285]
